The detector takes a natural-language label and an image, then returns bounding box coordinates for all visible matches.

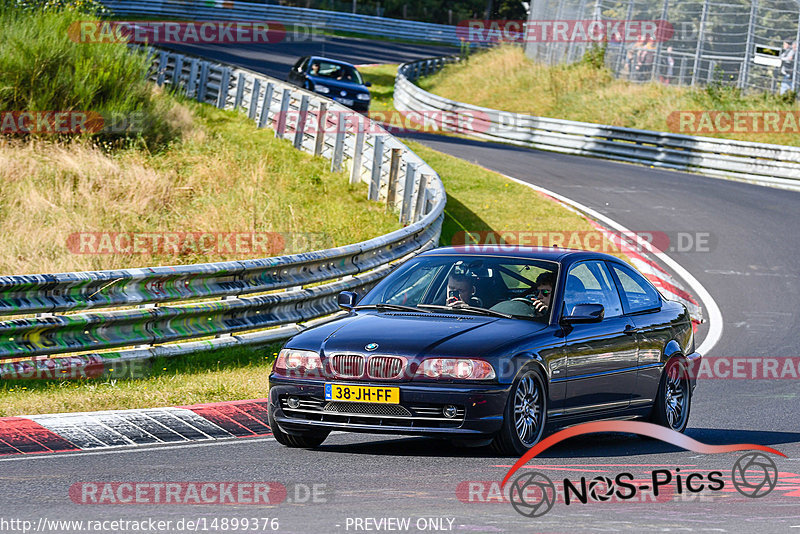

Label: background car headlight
[273,348,323,378]
[314,84,330,94]
[415,358,496,380]
[356,93,370,101]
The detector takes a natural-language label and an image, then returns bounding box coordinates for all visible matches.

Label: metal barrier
[0,47,445,373]
[100,0,463,46]
[395,57,800,192]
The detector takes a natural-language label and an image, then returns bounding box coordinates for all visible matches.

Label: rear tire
[650,357,691,433]
[491,368,548,456]
[268,403,329,448]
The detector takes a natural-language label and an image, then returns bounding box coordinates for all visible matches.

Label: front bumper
[268,376,508,438]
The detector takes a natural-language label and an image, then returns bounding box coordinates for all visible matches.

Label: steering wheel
[511,297,547,316]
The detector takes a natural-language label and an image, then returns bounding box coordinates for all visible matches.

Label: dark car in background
[267,247,701,455]
[287,56,371,112]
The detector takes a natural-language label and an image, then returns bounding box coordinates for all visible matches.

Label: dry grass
[417,45,800,146]
[0,96,400,274]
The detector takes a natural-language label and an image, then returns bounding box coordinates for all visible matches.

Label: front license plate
[335,97,354,106]
[324,383,399,404]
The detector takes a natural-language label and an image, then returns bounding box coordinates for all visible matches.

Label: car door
[607,261,671,409]
[561,260,638,414]
[288,57,307,85]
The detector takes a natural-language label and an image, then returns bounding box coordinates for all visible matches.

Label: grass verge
[414,45,800,146]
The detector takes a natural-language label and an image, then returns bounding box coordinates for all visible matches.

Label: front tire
[492,368,548,456]
[651,357,691,432]
[268,403,329,448]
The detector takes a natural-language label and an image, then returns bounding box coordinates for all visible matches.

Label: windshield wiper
[417,304,512,319]
[354,304,430,313]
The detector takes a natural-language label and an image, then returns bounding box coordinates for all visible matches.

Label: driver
[526,271,555,316]
[446,273,482,308]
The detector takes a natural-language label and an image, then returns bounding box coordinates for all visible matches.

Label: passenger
[310,63,320,76]
[526,271,555,316]
[446,273,482,308]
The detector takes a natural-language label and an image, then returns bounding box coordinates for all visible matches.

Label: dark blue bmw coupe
[268,247,701,455]
[286,56,371,112]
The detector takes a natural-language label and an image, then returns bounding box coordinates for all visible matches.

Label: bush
[0,1,179,148]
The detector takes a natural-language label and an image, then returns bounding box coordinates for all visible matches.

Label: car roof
[307,56,358,69]
[419,245,623,264]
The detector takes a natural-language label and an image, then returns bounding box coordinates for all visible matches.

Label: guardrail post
[314,102,328,156]
[400,162,417,223]
[172,55,183,89]
[368,135,384,201]
[249,78,260,121]
[156,51,168,86]
[198,62,209,103]
[350,119,365,184]
[386,148,401,208]
[234,72,246,109]
[706,60,716,85]
[217,68,231,109]
[187,58,199,98]
[331,114,346,172]
[413,173,430,222]
[275,88,291,138]
[258,83,274,128]
[294,95,309,150]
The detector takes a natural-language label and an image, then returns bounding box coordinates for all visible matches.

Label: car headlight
[314,84,330,94]
[415,358,496,380]
[356,93,370,101]
[273,348,323,378]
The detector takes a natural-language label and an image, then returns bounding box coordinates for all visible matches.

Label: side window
[610,263,661,314]
[563,261,623,318]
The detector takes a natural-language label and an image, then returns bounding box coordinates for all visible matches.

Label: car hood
[307,75,369,94]
[291,310,546,361]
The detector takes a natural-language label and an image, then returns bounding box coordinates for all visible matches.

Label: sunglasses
[531,288,551,297]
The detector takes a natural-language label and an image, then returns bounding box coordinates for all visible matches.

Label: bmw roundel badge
[365,343,379,351]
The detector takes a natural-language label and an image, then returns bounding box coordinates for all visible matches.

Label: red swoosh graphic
[501,421,786,487]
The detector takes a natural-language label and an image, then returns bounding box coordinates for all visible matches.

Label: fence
[525,0,800,94]
[0,47,446,376]
[395,56,800,191]
[100,0,463,45]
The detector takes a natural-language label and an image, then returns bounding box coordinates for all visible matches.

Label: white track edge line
[501,173,723,357]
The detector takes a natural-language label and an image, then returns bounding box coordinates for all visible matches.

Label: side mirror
[337,291,358,311]
[562,303,604,324]
[365,81,372,87]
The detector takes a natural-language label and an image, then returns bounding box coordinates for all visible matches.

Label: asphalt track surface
[3,37,799,534]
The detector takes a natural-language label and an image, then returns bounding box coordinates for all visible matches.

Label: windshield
[359,254,559,322]
[308,60,364,85]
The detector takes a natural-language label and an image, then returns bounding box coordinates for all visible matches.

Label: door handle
[624,324,640,335]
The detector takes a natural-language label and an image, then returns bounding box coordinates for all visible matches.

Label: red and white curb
[0,399,271,457]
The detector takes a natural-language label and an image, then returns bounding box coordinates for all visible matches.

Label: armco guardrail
[101,0,462,46]
[395,57,800,192]
[0,47,445,374]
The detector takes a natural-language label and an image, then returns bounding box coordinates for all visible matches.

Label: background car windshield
[359,255,558,319]
[309,61,363,84]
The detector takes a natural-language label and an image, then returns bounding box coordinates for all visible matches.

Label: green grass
[413,44,800,147]
[0,3,177,147]
[1,98,401,274]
